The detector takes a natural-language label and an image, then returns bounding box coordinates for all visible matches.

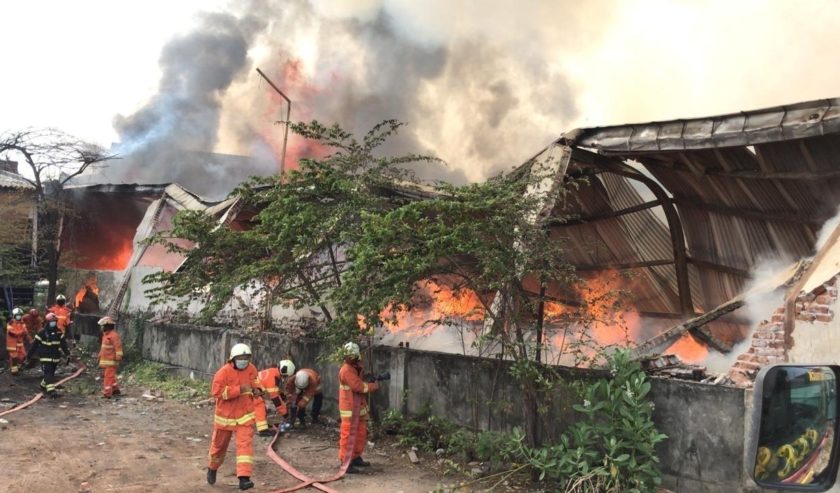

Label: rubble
[640,354,707,381]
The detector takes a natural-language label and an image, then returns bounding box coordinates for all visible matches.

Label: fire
[74,274,100,314]
[665,332,709,364]
[67,240,133,271]
[260,58,330,173]
[575,270,641,346]
[382,279,485,335]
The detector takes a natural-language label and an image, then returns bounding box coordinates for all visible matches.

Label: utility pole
[256,68,292,175]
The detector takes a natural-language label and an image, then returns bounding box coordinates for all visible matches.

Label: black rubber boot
[258,429,274,437]
[351,457,371,467]
[238,476,255,490]
[206,468,216,485]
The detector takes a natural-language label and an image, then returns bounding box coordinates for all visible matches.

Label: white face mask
[14,315,22,320]
[234,359,249,370]
[49,321,57,328]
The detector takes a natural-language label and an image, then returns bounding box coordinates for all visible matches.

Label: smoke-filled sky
[2,0,840,196]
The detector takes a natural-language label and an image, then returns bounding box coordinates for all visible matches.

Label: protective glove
[376,371,391,382]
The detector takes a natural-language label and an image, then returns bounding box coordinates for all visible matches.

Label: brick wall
[728,275,840,387]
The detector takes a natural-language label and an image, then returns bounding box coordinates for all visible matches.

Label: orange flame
[74,274,100,313]
[664,332,709,364]
[260,58,331,173]
[383,280,485,335]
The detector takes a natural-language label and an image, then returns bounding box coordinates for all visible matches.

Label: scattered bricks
[797,313,817,322]
[815,293,833,305]
[737,354,754,362]
[813,305,832,314]
[771,313,785,323]
[816,313,834,323]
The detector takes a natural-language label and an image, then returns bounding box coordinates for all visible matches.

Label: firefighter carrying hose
[25,313,70,398]
[338,342,390,472]
[6,308,32,375]
[254,360,292,437]
[98,316,123,398]
[207,343,264,491]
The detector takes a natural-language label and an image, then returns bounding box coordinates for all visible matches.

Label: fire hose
[266,393,364,493]
[0,361,86,418]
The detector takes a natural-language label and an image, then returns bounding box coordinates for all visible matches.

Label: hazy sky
[2,0,840,186]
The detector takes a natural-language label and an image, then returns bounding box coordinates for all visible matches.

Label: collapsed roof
[531,97,840,351]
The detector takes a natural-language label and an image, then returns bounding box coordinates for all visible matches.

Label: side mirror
[748,365,840,490]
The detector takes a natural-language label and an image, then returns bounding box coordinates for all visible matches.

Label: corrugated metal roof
[0,169,34,189]
[534,96,840,351]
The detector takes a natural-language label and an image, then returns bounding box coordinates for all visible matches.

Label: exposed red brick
[816,314,834,323]
[815,294,833,305]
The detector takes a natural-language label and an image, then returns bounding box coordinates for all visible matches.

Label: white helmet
[56,294,67,302]
[343,342,361,359]
[229,343,252,360]
[12,307,23,316]
[294,371,310,390]
[98,316,116,326]
[279,359,295,377]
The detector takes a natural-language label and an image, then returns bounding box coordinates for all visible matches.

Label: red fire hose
[266,394,364,493]
[0,362,86,418]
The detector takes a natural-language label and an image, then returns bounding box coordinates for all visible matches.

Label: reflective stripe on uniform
[102,344,114,348]
[339,407,368,418]
[222,386,229,400]
[214,412,256,427]
[6,346,15,351]
[40,358,61,362]
[236,455,254,464]
[264,386,279,393]
[100,360,118,366]
[255,420,268,431]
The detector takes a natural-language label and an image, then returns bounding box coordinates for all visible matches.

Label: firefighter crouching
[207,343,264,491]
[98,316,123,398]
[287,367,323,426]
[254,359,292,437]
[25,313,70,398]
[6,308,32,375]
[338,342,390,472]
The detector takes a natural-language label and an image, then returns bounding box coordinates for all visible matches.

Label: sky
[2,0,840,193]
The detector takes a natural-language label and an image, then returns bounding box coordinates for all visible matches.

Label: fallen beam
[631,297,745,359]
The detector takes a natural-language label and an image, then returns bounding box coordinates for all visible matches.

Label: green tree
[143,120,437,327]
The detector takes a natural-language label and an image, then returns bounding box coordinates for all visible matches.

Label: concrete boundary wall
[75,315,754,491]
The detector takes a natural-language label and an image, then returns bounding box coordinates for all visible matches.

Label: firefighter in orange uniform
[98,316,123,398]
[49,294,73,339]
[286,367,323,426]
[6,308,32,375]
[22,308,41,339]
[338,342,389,472]
[254,360,295,436]
[207,343,264,491]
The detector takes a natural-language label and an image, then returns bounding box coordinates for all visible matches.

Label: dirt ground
[0,364,467,493]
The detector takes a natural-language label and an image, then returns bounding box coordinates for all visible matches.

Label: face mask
[234,360,249,370]
[14,315,22,321]
[49,321,57,329]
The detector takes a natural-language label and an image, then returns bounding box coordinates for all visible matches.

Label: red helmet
[45,313,57,322]
[29,309,39,317]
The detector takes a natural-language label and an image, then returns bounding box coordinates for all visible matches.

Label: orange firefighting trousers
[208,425,255,477]
[102,366,119,397]
[338,416,368,462]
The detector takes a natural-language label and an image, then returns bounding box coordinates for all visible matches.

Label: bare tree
[0,128,116,303]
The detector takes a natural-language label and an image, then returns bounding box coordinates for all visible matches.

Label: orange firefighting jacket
[338,360,377,420]
[286,368,322,410]
[258,367,282,399]
[212,362,263,430]
[22,313,41,337]
[49,305,72,333]
[99,329,123,368]
[5,320,31,356]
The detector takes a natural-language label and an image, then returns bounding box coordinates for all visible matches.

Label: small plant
[510,349,667,492]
